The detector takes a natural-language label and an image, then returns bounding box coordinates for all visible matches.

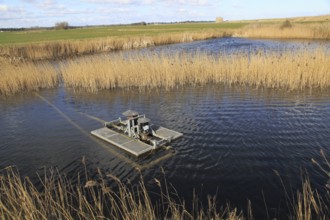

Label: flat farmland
[0,22,245,45]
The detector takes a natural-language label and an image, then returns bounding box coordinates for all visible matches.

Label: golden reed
[1,48,329,96]
[1,154,329,220]
[237,23,330,39]
[0,60,58,95]
[61,49,330,92]
[0,166,247,220]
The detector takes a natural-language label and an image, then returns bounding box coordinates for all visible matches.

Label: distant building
[216,17,224,23]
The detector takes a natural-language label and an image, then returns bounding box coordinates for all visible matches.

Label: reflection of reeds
[0,166,244,220]
[61,49,330,92]
[0,61,58,96]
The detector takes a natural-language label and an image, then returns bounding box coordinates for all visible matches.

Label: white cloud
[178,8,187,12]
[0,4,9,11]
[83,0,138,4]
[98,7,132,13]
[38,0,56,9]
[0,5,26,15]
[21,0,37,3]
[166,0,208,6]
[143,0,155,4]
[232,2,244,9]
[185,0,208,5]
[84,0,209,6]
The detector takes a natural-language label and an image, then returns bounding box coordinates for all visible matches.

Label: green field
[0,23,246,46]
[1,14,329,46]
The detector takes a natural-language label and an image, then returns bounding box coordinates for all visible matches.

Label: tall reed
[1,150,329,219]
[0,60,58,96]
[61,49,330,92]
[1,48,329,96]
[0,166,246,220]
[291,149,330,220]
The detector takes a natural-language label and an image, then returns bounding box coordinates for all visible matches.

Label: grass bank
[1,15,330,61]
[0,23,239,61]
[0,150,329,219]
[0,23,243,46]
[0,31,230,61]
[61,49,330,92]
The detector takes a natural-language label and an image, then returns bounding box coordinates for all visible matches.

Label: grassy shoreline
[0,23,237,61]
[0,15,330,95]
[0,15,329,61]
[0,30,230,61]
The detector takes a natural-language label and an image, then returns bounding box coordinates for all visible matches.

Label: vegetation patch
[0,149,329,219]
[0,17,329,61]
[60,49,330,93]
[280,20,293,29]
[0,30,230,61]
[1,48,329,96]
[0,23,243,46]
[0,165,247,220]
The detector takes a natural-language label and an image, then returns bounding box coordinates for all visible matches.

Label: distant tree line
[0,28,27,32]
[0,22,70,32]
[131,21,147,26]
[55,21,69,30]
[0,20,214,32]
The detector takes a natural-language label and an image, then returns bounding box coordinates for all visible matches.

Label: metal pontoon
[91,110,182,156]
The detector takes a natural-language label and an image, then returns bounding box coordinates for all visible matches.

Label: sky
[0,0,329,28]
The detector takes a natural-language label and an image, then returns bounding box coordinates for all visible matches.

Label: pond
[1,37,330,219]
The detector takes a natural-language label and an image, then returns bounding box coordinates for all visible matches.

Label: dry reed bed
[1,48,329,96]
[61,49,330,92]
[0,31,227,61]
[0,150,329,219]
[0,166,246,220]
[238,23,330,39]
[0,60,58,96]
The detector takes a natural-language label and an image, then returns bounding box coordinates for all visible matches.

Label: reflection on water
[1,84,330,218]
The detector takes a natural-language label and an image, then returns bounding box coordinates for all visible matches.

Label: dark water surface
[1,38,330,219]
[136,37,330,55]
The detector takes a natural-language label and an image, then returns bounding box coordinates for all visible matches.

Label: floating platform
[150,125,183,141]
[91,125,182,157]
